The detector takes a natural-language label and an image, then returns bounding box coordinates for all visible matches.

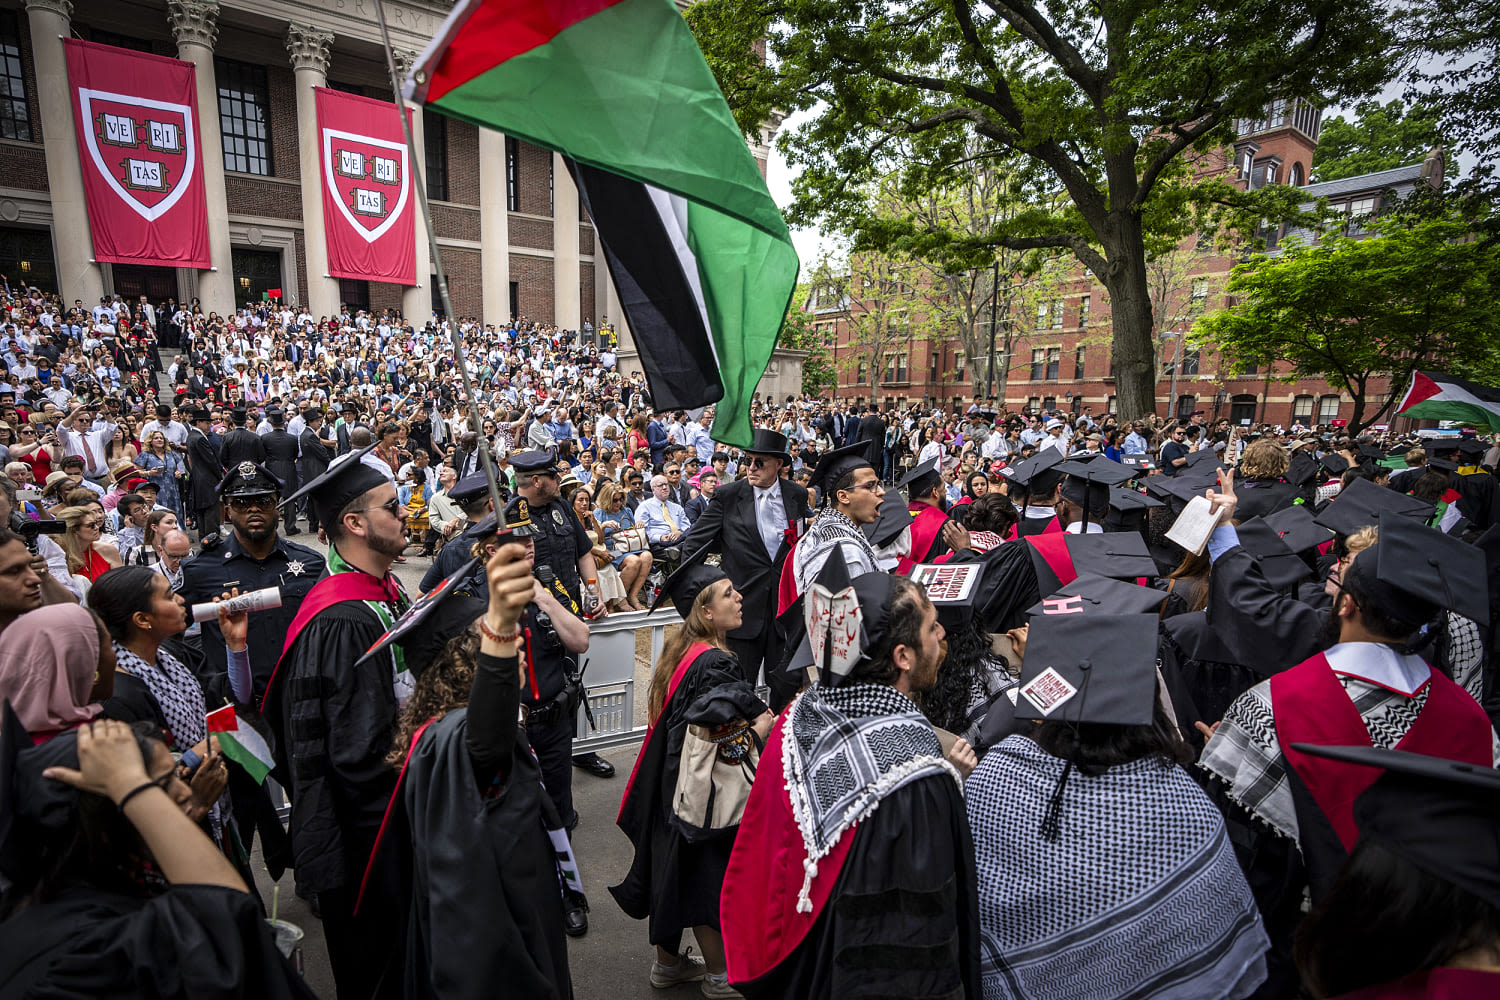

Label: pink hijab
[0,604,103,737]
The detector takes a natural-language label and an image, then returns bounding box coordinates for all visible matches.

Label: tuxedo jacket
[681,477,809,640]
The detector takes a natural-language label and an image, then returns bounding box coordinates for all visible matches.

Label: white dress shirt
[753,483,785,561]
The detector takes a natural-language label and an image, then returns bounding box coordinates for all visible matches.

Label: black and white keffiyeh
[784,682,959,912]
[113,640,206,749]
[969,736,1269,1000]
[792,509,880,593]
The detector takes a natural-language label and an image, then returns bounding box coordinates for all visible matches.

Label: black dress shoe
[572,751,615,778]
[563,891,589,937]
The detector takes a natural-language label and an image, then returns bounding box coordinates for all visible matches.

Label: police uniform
[511,449,616,779]
[512,449,591,607]
[179,461,325,701]
[418,470,502,593]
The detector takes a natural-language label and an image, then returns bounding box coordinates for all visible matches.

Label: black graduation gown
[98,672,169,732]
[1452,468,1500,532]
[0,885,314,999]
[736,776,982,1000]
[1231,476,1299,520]
[610,647,766,947]
[399,711,571,1000]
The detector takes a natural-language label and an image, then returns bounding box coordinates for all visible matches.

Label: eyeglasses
[747,456,780,469]
[228,494,277,511]
[844,480,885,494]
[351,497,402,518]
[82,519,105,529]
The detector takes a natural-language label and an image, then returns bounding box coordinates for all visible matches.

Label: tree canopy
[1311,99,1441,184]
[688,0,1399,418]
[1190,210,1500,432]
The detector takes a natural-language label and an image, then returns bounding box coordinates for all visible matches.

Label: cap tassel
[1040,753,1076,843]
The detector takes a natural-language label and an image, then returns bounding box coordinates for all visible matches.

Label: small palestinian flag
[206,704,274,784]
[407,0,799,448]
[1396,371,1500,431]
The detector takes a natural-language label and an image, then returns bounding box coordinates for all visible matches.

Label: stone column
[285,23,338,319]
[552,151,580,331]
[24,0,103,304]
[392,49,431,326]
[478,127,510,324]
[168,0,234,316]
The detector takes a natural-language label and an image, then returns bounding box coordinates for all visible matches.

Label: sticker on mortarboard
[1020,667,1078,716]
[910,562,982,603]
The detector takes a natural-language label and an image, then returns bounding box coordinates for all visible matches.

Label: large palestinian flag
[408,0,799,448]
[1395,371,1500,431]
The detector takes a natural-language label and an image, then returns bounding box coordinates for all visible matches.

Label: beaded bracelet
[478,618,522,643]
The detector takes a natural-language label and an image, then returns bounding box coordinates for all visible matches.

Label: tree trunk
[1101,215,1158,422]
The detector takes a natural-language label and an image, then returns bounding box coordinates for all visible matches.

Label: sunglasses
[228,494,277,511]
[351,497,402,518]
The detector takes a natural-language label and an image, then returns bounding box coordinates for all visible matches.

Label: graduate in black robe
[612,556,770,989]
[0,712,313,1000]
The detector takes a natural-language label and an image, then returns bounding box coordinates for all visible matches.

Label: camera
[9,511,66,554]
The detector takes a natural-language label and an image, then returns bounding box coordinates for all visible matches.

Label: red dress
[79,546,112,583]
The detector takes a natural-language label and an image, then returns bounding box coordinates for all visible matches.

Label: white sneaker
[650,951,707,989]
[700,974,743,999]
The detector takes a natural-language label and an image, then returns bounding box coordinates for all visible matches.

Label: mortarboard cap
[1291,744,1500,911]
[277,443,388,528]
[998,448,1065,499]
[1013,612,1160,726]
[1118,455,1157,472]
[1318,452,1350,477]
[863,488,915,548]
[1424,437,1461,456]
[1286,450,1318,487]
[1427,457,1459,473]
[1313,477,1434,538]
[1056,458,1136,487]
[355,555,485,671]
[797,546,898,686]
[1234,518,1314,589]
[1026,574,1168,618]
[1065,532,1158,580]
[1108,487,1165,513]
[1262,504,1334,555]
[649,545,727,617]
[1348,513,1489,626]
[1181,448,1222,471]
[808,441,876,506]
[1458,437,1489,459]
[897,457,941,496]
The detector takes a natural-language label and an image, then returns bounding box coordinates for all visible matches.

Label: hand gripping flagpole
[373,0,506,521]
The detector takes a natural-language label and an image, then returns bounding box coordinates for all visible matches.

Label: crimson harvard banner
[63,39,210,268]
[315,88,416,286]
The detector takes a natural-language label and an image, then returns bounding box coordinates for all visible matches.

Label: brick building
[0,0,696,330]
[813,103,1441,428]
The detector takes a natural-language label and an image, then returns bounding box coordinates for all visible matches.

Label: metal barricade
[573,606,681,752]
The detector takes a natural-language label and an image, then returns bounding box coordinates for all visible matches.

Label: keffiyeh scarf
[784,682,959,912]
[113,641,205,749]
[969,737,1269,1000]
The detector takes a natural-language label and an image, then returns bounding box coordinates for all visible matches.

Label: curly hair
[387,624,480,767]
[922,615,1001,733]
[1240,438,1290,480]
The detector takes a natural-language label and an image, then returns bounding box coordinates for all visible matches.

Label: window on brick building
[1026,396,1040,413]
[1318,395,1341,425]
[930,351,940,382]
[1050,299,1064,329]
[1041,396,1057,411]
[1288,162,1304,187]
[505,137,519,211]
[339,278,370,313]
[1346,196,1377,236]
[1078,295,1090,327]
[1036,303,1048,329]
[954,351,965,380]
[856,358,868,384]
[1106,395,1117,414]
[91,30,153,52]
[1191,279,1209,312]
[1074,346,1086,379]
[883,353,908,383]
[0,12,29,142]
[1180,348,1200,376]
[1046,347,1060,381]
[1030,348,1045,381]
[1293,394,1314,424]
[1176,394,1196,420]
[216,59,272,175]
[424,108,448,202]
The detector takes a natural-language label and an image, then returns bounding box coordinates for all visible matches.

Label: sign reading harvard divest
[63,39,210,268]
[315,88,416,286]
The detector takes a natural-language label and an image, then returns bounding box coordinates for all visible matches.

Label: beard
[367,522,408,560]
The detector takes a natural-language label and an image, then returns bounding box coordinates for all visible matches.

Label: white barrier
[573,606,681,752]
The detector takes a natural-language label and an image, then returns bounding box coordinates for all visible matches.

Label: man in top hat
[261,408,300,535]
[1198,483,1497,997]
[680,428,809,706]
[218,406,265,468]
[260,449,415,1000]
[721,552,979,998]
[297,408,333,535]
[184,406,225,538]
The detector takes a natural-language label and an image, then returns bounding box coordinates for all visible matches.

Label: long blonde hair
[51,505,96,574]
[649,583,729,724]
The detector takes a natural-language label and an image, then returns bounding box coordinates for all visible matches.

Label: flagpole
[372,0,506,522]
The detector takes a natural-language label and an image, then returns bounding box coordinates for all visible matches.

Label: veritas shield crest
[78,89,197,222]
[322,128,410,243]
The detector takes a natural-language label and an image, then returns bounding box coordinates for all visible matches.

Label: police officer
[180,461,326,701]
[418,471,503,593]
[470,496,593,936]
[513,448,615,779]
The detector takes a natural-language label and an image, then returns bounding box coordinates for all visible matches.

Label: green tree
[1311,99,1441,183]
[1190,212,1500,432]
[778,286,839,396]
[687,0,1397,421]
[1406,0,1500,204]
